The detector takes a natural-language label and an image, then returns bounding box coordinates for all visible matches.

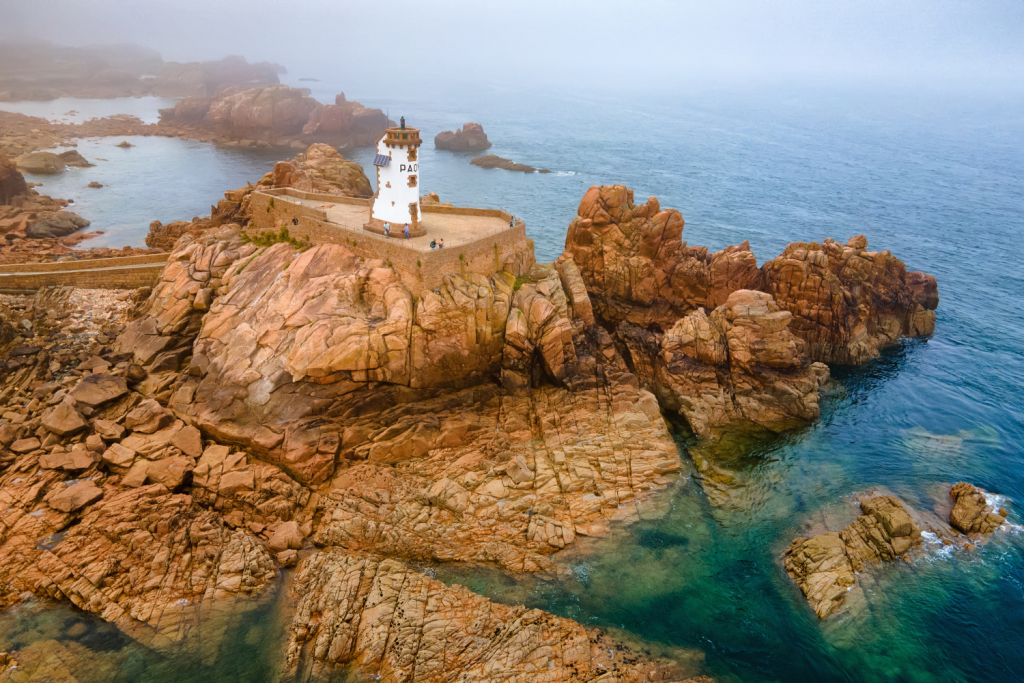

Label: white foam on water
[919,531,957,560]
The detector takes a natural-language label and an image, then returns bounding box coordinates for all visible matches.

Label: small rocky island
[434,122,492,151]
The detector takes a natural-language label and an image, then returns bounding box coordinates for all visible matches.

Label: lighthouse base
[363,217,426,238]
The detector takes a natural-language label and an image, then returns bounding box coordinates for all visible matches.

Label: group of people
[382,221,410,239]
[381,221,446,248]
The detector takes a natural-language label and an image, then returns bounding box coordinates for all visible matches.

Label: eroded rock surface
[283,549,706,683]
[784,495,923,618]
[760,236,938,364]
[949,481,1006,535]
[620,290,829,437]
[564,185,938,365]
[270,143,372,198]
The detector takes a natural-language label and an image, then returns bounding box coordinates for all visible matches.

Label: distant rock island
[434,122,492,151]
[471,154,551,173]
[0,41,284,101]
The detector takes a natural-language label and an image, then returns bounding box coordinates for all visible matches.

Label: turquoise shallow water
[2,82,1024,682]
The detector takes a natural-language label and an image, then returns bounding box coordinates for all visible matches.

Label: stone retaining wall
[0,256,168,291]
[248,191,534,295]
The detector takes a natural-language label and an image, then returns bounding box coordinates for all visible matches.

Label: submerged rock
[784,494,923,618]
[284,549,708,683]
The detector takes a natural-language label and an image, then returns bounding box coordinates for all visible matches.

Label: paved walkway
[289,197,515,252]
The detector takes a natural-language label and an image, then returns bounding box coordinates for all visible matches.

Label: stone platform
[249,188,534,294]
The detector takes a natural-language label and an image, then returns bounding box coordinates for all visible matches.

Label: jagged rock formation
[0,152,27,204]
[434,122,492,152]
[0,241,694,679]
[117,224,253,368]
[760,236,938,364]
[619,289,829,437]
[949,481,1006,535]
[564,185,938,365]
[158,86,388,148]
[283,549,707,683]
[784,495,923,618]
[301,92,391,144]
[270,143,372,197]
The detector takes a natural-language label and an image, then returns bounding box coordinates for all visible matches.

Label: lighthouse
[367,116,424,236]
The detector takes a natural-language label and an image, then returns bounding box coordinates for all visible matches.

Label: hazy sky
[3,0,1024,92]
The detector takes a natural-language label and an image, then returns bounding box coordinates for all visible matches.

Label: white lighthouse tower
[366,116,424,236]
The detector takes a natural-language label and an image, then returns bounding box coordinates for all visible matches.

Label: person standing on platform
[403,224,410,239]
[384,222,390,238]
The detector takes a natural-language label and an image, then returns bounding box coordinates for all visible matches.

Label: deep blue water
[3,81,1024,682]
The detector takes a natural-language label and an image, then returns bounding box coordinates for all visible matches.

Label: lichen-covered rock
[620,290,829,437]
[949,481,1006,535]
[784,495,923,618]
[282,549,704,683]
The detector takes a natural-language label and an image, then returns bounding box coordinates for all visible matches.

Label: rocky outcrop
[564,185,938,365]
[471,154,549,174]
[0,152,27,204]
[619,289,829,438]
[56,149,92,168]
[760,236,938,364]
[158,87,388,148]
[15,151,65,175]
[283,549,706,683]
[115,225,253,369]
[784,495,923,618]
[270,143,372,197]
[949,482,1006,535]
[434,122,492,152]
[301,92,390,146]
[25,211,90,239]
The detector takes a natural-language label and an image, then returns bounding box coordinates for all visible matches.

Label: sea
[1,77,1023,683]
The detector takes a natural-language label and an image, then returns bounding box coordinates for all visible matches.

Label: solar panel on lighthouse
[373,154,391,167]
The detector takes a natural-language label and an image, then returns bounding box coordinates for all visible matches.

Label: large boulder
[25,211,90,239]
[301,92,389,146]
[204,84,319,135]
[68,373,128,408]
[15,151,65,175]
[0,152,28,203]
[434,122,492,152]
[949,481,1006,535]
